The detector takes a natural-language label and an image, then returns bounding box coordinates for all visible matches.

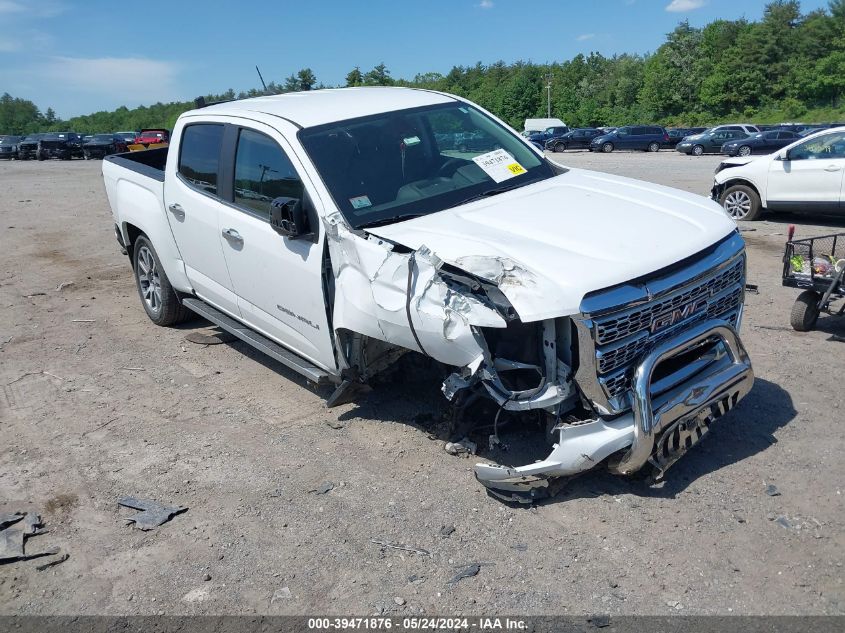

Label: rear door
[163,122,240,316]
[215,122,336,370]
[766,130,845,211]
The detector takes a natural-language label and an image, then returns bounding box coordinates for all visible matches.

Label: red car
[134,129,170,146]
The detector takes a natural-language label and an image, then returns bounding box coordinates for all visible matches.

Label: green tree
[345,66,363,87]
[364,63,393,86]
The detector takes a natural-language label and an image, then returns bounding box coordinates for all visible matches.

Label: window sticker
[471,148,527,183]
[349,195,372,209]
[403,136,421,146]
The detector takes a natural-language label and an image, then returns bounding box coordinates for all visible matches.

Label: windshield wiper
[357,212,429,229]
[455,182,529,207]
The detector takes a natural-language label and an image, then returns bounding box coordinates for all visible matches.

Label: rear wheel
[647,141,660,153]
[790,290,821,332]
[692,145,704,156]
[738,145,752,157]
[601,142,614,153]
[720,184,762,221]
[554,142,567,153]
[132,235,192,326]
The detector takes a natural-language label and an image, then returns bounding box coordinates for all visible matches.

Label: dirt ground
[0,151,843,616]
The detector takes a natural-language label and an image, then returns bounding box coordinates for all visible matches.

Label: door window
[233,128,303,219]
[178,124,224,195]
[789,132,845,160]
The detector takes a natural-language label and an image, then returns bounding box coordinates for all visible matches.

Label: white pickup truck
[103,87,754,502]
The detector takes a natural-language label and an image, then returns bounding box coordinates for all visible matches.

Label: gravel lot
[0,151,843,616]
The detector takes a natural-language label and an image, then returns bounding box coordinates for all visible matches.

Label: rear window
[178,124,224,196]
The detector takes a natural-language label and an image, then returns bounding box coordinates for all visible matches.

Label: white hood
[368,168,737,322]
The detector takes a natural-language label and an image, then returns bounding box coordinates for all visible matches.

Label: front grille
[574,236,747,412]
[595,258,743,346]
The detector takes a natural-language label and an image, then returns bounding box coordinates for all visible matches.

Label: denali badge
[650,298,708,334]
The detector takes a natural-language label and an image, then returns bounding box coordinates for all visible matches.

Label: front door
[216,123,336,371]
[767,130,845,211]
[163,122,239,316]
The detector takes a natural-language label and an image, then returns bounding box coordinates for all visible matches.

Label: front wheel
[720,184,762,221]
[647,141,660,153]
[133,235,192,326]
[790,290,821,332]
[601,142,614,153]
[738,145,752,157]
[554,142,566,153]
[692,145,704,156]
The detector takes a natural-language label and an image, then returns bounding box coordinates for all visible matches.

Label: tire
[132,235,192,326]
[692,145,704,156]
[601,142,614,153]
[647,141,660,153]
[554,142,566,153]
[790,290,821,332]
[738,145,752,157]
[720,184,762,221]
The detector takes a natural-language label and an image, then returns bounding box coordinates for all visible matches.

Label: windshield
[92,134,113,141]
[299,102,555,229]
[141,131,164,137]
[0,137,20,144]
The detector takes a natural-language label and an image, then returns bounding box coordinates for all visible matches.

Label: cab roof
[191,87,457,129]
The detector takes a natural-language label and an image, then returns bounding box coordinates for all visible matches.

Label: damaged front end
[324,214,754,504]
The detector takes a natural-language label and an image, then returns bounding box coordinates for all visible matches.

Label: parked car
[713,126,845,220]
[102,87,753,501]
[589,125,669,153]
[17,133,47,160]
[662,127,707,148]
[134,129,170,146]
[0,135,22,159]
[721,129,802,157]
[676,129,748,156]
[545,128,603,152]
[526,125,570,148]
[116,131,140,144]
[523,117,566,135]
[35,132,84,160]
[83,134,129,159]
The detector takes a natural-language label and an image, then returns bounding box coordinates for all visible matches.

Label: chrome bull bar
[608,319,754,475]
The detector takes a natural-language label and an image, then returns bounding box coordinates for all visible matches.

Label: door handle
[222,228,243,244]
[168,203,185,218]
[824,165,842,172]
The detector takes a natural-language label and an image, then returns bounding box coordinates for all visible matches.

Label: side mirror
[270,196,310,239]
[778,149,790,161]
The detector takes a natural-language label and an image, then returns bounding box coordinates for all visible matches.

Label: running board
[182,298,333,386]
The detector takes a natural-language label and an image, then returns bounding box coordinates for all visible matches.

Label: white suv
[712,127,845,220]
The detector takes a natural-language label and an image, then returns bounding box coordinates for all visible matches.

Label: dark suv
[527,125,570,149]
[589,125,669,153]
[545,128,603,152]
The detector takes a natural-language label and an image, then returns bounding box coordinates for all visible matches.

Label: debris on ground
[325,420,344,430]
[439,524,455,538]
[370,539,431,557]
[765,484,781,497]
[444,438,476,456]
[776,516,792,529]
[185,329,236,345]
[447,563,481,585]
[309,482,335,495]
[271,587,292,603]
[118,497,188,530]
[36,553,69,571]
[0,511,59,564]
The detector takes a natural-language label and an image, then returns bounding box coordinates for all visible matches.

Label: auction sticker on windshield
[472,149,527,183]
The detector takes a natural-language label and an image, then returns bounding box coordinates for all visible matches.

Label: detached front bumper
[474,319,754,501]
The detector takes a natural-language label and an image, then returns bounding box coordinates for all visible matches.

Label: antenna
[256,65,268,93]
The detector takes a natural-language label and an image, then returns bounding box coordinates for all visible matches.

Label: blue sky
[0,0,834,118]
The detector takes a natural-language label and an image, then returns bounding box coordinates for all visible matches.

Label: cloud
[576,33,596,41]
[0,0,64,17]
[0,37,22,52]
[0,1,25,14]
[477,0,494,8]
[665,0,707,11]
[36,57,183,109]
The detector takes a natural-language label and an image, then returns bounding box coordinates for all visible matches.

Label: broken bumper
[474,319,754,500]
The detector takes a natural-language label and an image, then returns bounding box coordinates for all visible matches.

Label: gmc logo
[650,298,708,334]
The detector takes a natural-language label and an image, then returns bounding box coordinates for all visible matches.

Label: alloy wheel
[723,190,752,220]
[137,245,162,315]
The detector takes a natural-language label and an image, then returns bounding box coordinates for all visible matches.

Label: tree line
[1,0,842,137]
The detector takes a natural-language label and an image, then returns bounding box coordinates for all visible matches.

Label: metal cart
[782,227,845,331]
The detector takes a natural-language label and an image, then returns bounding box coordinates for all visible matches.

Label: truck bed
[103,146,168,182]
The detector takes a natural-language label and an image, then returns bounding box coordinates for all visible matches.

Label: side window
[631,127,646,136]
[234,128,303,219]
[178,124,224,195]
[789,132,845,160]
